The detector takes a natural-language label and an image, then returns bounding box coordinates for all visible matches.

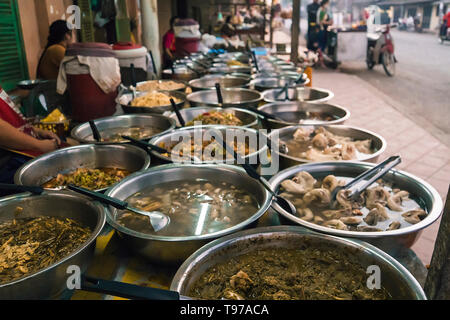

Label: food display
[0,216,91,285]
[42,168,130,190]
[131,92,181,108]
[188,246,390,300]
[85,127,162,143]
[158,138,254,161]
[282,127,375,161]
[116,179,260,237]
[186,112,243,126]
[136,80,185,92]
[279,171,428,232]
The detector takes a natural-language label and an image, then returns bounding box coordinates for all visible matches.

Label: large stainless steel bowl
[258,101,350,129]
[118,90,186,115]
[161,68,199,82]
[208,66,253,74]
[171,226,426,300]
[105,164,272,264]
[268,125,386,169]
[136,80,187,93]
[0,191,106,299]
[188,76,250,91]
[263,87,334,104]
[14,144,151,192]
[268,162,443,255]
[168,107,259,128]
[71,114,177,145]
[250,76,310,92]
[148,125,267,166]
[187,88,262,108]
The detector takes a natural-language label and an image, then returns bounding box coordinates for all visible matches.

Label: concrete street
[337,30,450,147]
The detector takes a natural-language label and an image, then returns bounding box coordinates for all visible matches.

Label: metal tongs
[275,83,290,101]
[330,156,402,207]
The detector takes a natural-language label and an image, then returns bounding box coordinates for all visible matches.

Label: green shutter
[78,0,95,42]
[0,0,28,91]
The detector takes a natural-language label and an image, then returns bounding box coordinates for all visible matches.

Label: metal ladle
[89,120,102,142]
[212,131,297,216]
[67,184,170,232]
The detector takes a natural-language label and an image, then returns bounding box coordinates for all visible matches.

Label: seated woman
[0,85,60,189]
[37,20,73,80]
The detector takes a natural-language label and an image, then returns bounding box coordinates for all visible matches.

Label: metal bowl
[105,164,272,264]
[17,79,48,90]
[189,76,250,91]
[268,125,386,169]
[0,191,106,299]
[263,87,334,104]
[161,68,199,82]
[250,76,310,92]
[148,125,267,165]
[118,90,186,115]
[71,114,177,145]
[168,107,259,128]
[187,88,262,108]
[136,80,187,93]
[208,66,253,75]
[258,101,350,129]
[252,71,301,80]
[171,226,426,300]
[268,162,443,255]
[14,144,151,192]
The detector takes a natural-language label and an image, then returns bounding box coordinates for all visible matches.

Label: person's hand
[35,139,59,153]
[33,128,61,146]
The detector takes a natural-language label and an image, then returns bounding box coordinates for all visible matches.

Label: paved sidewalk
[313,69,450,265]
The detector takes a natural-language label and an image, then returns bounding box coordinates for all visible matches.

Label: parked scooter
[439,23,450,44]
[366,24,397,76]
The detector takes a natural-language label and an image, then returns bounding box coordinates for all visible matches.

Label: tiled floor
[314,69,450,265]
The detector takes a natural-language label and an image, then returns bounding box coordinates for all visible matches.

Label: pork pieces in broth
[116,180,260,236]
[283,127,375,161]
[279,171,427,232]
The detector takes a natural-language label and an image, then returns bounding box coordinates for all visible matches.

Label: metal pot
[118,90,186,115]
[208,66,253,75]
[148,125,267,166]
[268,162,443,255]
[168,107,259,128]
[258,101,350,129]
[187,88,262,108]
[188,76,250,91]
[0,191,106,299]
[263,87,334,104]
[268,125,386,169]
[250,76,310,92]
[14,144,151,192]
[170,226,427,300]
[71,114,177,145]
[135,80,187,93]
[105,164,272,265]
[161,68,199,82]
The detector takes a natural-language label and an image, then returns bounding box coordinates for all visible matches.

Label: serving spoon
[215,83,224,107]
[67,184,170,232]
[89,120,102,142]
[330,155,402,208]
[170,98,186,127]
[212,131,297,216]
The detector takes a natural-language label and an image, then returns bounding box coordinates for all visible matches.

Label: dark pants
[318,29,328,52]
[307,26,320,51]
[0,153,30,197]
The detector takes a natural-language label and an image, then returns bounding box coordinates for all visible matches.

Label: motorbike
[439,23,450,44]
[366,24,397,76]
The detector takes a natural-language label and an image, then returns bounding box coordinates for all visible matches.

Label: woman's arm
[0,119,58,153]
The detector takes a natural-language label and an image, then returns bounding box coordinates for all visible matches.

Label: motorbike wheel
[382,51,395,77]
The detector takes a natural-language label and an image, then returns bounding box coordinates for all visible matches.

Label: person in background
[441,8,450,36]
[317,0,333,66]
[37,20,73,80]
[162,16,179,69]
[307,0,320,51]
[0,86,61,188]
[221,16,237,39]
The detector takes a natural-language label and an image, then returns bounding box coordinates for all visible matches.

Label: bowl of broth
[105,164,272,264]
